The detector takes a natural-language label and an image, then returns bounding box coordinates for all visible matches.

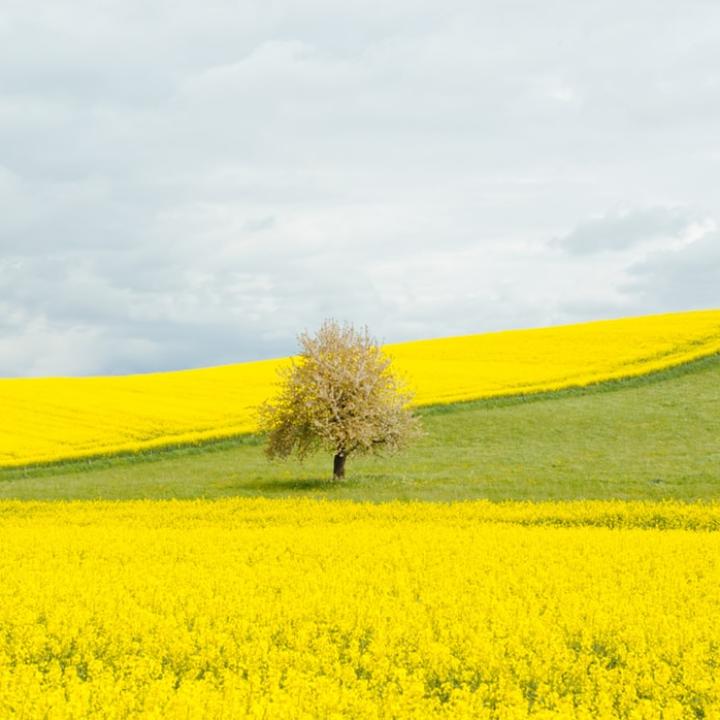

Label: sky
[1,0,718,376]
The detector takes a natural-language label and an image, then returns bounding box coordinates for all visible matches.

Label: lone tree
[258,320,422,481]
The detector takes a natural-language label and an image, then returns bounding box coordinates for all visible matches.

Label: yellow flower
[0,498,718,718]
[1,309,719,467]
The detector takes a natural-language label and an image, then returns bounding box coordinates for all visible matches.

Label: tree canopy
[258,320,422,480]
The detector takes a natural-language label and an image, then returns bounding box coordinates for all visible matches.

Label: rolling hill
[2,351,718,502]
[1,309,719,469]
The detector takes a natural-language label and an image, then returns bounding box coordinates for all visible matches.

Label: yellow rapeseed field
[0,499,718,719]
[1,309,719,467]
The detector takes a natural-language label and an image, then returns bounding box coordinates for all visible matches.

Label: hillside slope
[2,353,718,502]
[1,309,719,468]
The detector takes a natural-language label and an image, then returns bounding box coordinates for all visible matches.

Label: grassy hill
[2,309,719,468]
[2,353,718,502]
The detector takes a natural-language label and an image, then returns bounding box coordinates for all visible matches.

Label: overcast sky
[1,0,718,376]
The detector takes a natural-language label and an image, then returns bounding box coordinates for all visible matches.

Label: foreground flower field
[1,309,719,467]
[1,499,718,719]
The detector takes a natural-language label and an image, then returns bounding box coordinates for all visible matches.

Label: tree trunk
[333,453,346,481]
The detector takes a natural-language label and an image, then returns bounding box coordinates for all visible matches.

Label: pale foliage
[258,320,421,468]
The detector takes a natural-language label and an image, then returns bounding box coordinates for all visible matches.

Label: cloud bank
[1,0,718,375]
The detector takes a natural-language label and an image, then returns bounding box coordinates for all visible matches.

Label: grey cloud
[551,207,692,255]
[625,232,720,310]
[1,0,719,375]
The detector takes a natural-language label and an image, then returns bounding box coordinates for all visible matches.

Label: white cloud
[1,0,719,374]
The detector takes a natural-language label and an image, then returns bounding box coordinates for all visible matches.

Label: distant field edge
[1,498,720,532]
[3,350,719,479]
[421,348,720,414]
